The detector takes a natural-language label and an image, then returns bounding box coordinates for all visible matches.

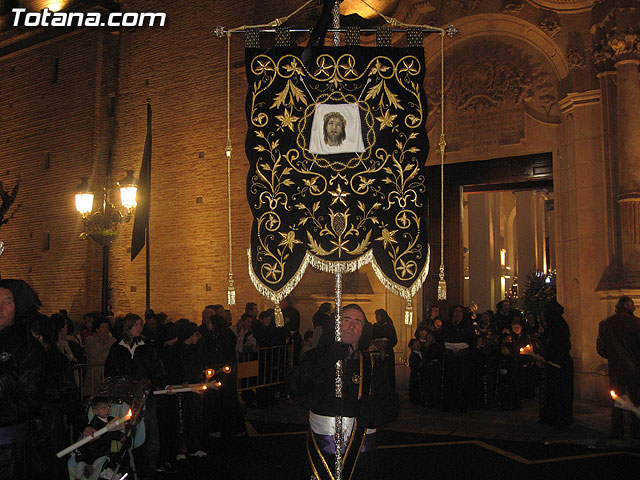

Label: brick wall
[0,26,118,319]
[0,0,411,327]
[0,0,313,323]
[108,0,321,323]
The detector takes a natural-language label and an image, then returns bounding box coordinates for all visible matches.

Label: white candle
[152,383,214,395]
[57,409,131,458]
[610,390,640,418]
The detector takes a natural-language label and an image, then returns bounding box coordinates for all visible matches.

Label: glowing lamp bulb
[519,348,524,353]
[222,365,231,374]
[201,385,208,391]
[205,369,215,378]
[75,193,94,216]
[216,381,222,388]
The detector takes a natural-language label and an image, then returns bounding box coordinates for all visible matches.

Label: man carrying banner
[287,304,398,480]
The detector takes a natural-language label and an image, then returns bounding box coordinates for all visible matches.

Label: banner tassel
[437,264,446,301]
[274,304,285,327]
[404,297,413,326]
[227,272,236,306]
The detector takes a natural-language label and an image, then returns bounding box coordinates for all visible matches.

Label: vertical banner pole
[334,268,343,480]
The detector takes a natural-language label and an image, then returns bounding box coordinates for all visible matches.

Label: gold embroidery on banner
[247,245,430,305]
[248,49,429,306]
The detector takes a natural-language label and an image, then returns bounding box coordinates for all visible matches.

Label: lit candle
[153,383,213,395]
[519,344,533,355]
[610,390,640,418]
[57,409,132,458]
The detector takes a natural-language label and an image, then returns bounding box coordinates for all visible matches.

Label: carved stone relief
[591,6,640,72]
[426,40,559,153]
[444,0,480,14]
[538,14,561,38]
[567,48,587,70]
[502,0,524,15]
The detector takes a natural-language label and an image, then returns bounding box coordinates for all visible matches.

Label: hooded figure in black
[441,304,476,412]
[539,299,574,428]
[29,314,91,480]
[201,314,245,438]
[287,304,398,480]
[0,279,44,480]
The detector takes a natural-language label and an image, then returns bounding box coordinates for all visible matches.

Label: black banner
[245,45,430,302]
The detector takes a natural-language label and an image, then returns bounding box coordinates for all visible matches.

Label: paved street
[156,391,640,479]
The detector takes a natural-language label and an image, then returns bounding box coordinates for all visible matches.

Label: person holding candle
[104,313,167,477]
[73,397,126,480]
[175,321,207,459]
[597,295,640,440]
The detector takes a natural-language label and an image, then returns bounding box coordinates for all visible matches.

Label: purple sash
[314,432,376,455]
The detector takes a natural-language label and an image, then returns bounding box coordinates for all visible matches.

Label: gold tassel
[227,272,236,306]
[437,264,446,301]
[274,304,284,327]
[225,31,235,308]
[404,297,413,326]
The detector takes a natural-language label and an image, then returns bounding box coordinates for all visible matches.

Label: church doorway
[426,152,554,313]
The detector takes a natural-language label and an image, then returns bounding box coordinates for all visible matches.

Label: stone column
[616,58,640,269]
[592,3,640,283]
[468,193,493,312]
[515,191,535,277]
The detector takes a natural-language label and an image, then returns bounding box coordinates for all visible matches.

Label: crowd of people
[408,299,574,429]
[0,278,307,480]
[3,272,639,479]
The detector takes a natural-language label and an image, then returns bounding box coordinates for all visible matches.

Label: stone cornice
[526,0,595,13]
[558,89,600,114]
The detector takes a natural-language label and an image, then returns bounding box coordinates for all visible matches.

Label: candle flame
[216,381,222,387]
[205,369,215,378]
[611,390,618,400]
[223,365,231,374]
[201,385,207,390]
[126,409,132,419]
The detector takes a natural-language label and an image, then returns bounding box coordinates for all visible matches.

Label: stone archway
[423,14,570,83]
[418,12,615,403]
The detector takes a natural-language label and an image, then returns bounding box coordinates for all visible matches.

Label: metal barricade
[73,362,105,401]
[236,344,294,392]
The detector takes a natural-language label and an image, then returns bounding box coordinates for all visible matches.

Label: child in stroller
[71,396,126,480]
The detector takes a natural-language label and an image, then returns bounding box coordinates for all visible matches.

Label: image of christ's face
[323,113,346,147]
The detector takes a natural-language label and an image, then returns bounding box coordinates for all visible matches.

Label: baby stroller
[66,377,150,480]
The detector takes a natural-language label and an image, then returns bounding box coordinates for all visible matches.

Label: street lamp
[73,168,138,314]
[118,169,138,212]
[73,173,138,238]
[74,177,94,217]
